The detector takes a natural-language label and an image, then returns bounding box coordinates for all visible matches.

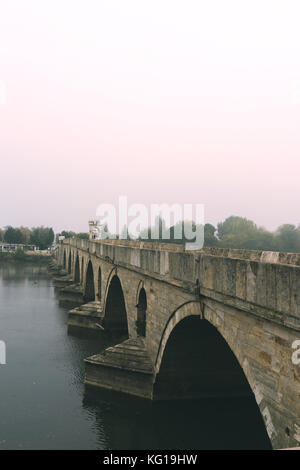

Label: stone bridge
[52,238,300,449]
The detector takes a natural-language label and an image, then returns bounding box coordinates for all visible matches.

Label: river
[0,263,271,449]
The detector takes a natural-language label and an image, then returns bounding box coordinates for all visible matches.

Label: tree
[4,226,24,244]
[274,225,300,253]
[76,232,89,240]
[30,227,54,250]
[217,216,258,249]
[19,226,31,244]
[60,231,76,239]
[217,216,275,250]
[204,224,219,247]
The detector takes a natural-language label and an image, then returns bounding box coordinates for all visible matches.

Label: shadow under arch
[81,257,84,283]
[97,266,102,301]
[84,260,95,303]
[68,251,72,274]
[63,251,66,269]
[153,310,272,449]
[74,254,80,283]
[136,287,147,337]
[104,274,128,336]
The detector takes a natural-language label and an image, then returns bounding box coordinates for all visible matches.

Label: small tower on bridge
[88,220,100,240]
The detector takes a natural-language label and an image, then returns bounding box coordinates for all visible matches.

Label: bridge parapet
[63,237,300,263]
[61,238,300,332]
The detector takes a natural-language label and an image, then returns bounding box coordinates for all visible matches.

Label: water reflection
[82,387,271,450]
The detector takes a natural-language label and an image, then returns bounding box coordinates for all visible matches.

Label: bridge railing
[61,238,300,331]
[62,237,300,266]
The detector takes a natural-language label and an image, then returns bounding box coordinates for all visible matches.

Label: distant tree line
[54,216,300,254]
[56,231,89,241]
[0,226,54,250]
[94,216,300,253]
[208,216,300,253]
[189,216,300,253]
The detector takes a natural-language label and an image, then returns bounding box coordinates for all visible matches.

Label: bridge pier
[84,338,154,399]
[52,274,74,289]
[58,284,84,307]
[68,301,104,332]
[83,317,257,402]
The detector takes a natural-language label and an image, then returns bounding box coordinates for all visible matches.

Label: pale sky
[0,1,300,233]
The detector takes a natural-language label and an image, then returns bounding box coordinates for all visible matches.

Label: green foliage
[56,231,89,241]
[3,218,300,254]
[217,216,258,247]
[76,232,89,240]
[60,231,76,239]
[4,226,24,244]
[0,226,54,250]
[217,216,259,249]
[216,216,300,252]
[30,227,54,250]
[204,224,218,247]
[274,224,300,253]
[124,215,300,253]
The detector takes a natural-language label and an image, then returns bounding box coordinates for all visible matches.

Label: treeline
[56,231,89,241]
[204,216,300,253]
[46,216,300,253]
[109,216,300,253]
[0,226,54,250]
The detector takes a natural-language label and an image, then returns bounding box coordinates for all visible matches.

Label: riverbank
[0,251,51,264]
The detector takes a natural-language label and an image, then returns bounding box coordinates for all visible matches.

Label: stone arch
[103,266,117,307]
[84,260,95,303]
[135,280,144,304]
[68,251,72,274]
[155,301,202,373]
[154,301,271,448]
[136,286,147,337]
[74,254,80,283]
[103,273,128,335]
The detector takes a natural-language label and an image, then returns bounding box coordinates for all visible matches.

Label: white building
[88,220,101,240]
[0,243,38,252]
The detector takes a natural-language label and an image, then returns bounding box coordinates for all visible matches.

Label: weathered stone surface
[84,338,154,398]
[68,301,104,330]
[52,274,74,288]
[58,283,84,307]
[51,239,300,450]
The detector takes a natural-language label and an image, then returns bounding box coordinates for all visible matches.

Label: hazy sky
[0,1,300,233]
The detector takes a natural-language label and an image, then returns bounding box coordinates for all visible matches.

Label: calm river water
[0,263,271,449]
